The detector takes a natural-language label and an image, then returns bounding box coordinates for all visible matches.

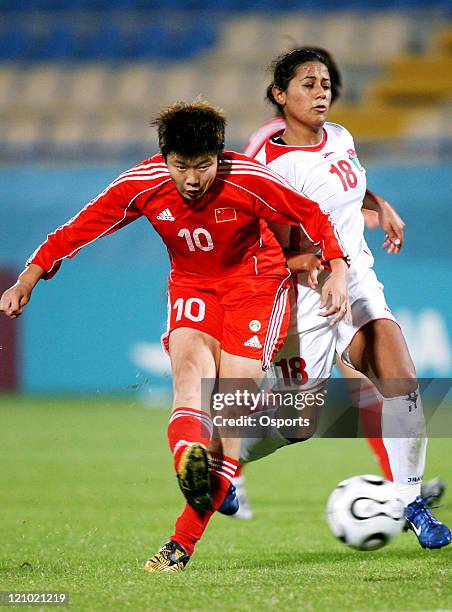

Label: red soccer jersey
[28,151,347,281]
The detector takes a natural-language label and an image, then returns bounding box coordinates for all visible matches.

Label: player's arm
[0,264,45,319]
[319,257,349,325]
[268,221,324,288]
[286,253,324,288]
[253,177,350,322]
[28,178,142,280]
[268,226,343,319]
[361,208,379,229]
[251,177,349,265]
[362,189,405,254]
[0,177,142,319]
[283,247,348,324]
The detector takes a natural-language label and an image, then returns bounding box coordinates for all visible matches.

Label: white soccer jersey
[255,122,372,298]
[255,121,397,382]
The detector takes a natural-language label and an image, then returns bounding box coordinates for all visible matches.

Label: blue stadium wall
[1,164,451,395]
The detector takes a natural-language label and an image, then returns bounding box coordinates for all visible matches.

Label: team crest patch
[249,319,261,332]
[215,207,237,223]
[347,148,364,172]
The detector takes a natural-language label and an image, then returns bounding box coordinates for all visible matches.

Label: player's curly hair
[266,47,342,115]
[152,100,226,159]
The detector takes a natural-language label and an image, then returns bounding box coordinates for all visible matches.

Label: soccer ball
[326,474,405,551]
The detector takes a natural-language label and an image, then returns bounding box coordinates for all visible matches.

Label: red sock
[367,437,393,481]
[354,382,393,481]
[171,453,239,556]
[167,407,212,472]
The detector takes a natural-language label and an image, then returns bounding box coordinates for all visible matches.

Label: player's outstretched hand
[0,281,32,319]
[319,260,350,326]
[286,253,324,288]
[378,199,405,255]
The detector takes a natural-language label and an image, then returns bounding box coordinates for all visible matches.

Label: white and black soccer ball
[326,474,405,551]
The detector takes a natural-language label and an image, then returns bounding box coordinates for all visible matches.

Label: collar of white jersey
[265,127,328,163]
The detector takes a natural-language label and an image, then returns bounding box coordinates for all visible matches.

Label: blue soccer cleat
[218,483,240,516]
[405,495,451,549]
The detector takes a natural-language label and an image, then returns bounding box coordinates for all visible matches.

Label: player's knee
[396,365,417,389]
[172,357,206,403]
[379,369,418,398]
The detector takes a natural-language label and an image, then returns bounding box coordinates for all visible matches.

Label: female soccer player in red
[0,100,350,571]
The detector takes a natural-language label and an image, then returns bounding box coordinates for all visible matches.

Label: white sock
[231,475,246,487]
[239,408,290,463]
[381,387,427,506]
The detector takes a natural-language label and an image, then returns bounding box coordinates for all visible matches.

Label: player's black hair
[266,47,342,115]
[152,100,226,159]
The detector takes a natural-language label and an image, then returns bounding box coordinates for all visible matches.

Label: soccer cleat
[144,541,190,573]
[421,477,446,507]
[177,442,213,513]
[218,483,240,516]
[405,495,451,549]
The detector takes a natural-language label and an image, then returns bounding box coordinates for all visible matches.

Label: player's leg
[147,275,291,570]
[168,327,220,511]
[338,357,445,504]
[346,317,451,548]
[220,285,336,520]
[337,358,392,479]
[228,465,253,519]
[168,351,264,560]
[218,275,295,518]
[237,330,325,466]
[347,318,425,503]
[162,285,224,511]
[145,283,224,573]
[144,327,220,573]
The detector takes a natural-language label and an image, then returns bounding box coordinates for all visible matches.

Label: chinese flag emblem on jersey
[215,207,237,223]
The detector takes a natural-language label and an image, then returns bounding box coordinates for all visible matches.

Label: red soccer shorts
[161,273,290,369]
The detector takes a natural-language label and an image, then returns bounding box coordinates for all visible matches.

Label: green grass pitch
[1,395,451,611]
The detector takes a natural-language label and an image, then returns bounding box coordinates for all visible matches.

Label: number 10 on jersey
[178,228,214,252]
[173,297,206,322]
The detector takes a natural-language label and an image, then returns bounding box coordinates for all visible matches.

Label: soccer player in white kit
[247,48,450,548]
[222,47,444,523]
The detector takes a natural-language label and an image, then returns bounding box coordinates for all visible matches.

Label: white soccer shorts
[272,267,398,385]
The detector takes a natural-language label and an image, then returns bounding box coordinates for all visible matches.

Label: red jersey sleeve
[27,173,143,279]
[219,154,349,264]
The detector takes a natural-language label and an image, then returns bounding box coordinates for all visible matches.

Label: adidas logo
[244,335,262,348]
[157,208,175,221]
